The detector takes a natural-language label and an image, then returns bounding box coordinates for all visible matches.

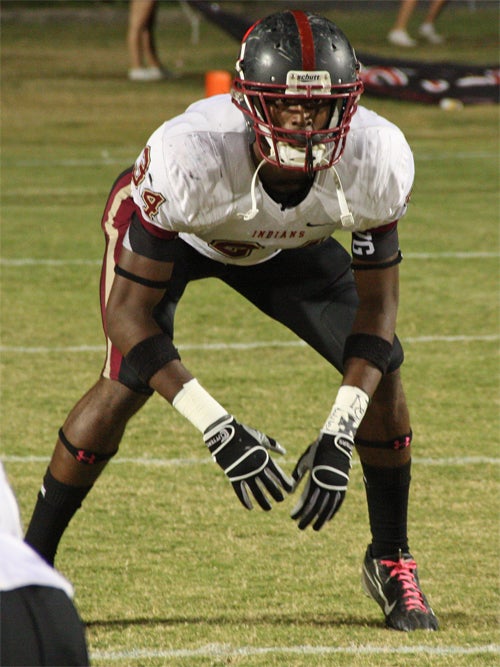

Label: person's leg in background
[127,0,171,81]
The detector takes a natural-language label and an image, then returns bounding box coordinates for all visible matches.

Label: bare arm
[106,245,293,509]
[106,247,193,402]
[291,249,402,530]
[343,251,400,397]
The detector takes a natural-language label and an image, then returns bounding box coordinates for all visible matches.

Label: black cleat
[361,546,439,631]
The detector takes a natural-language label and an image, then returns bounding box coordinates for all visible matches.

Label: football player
[25,10,438,631]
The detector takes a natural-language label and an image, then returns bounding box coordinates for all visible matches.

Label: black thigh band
[355,430,413,450]
[114,264,171,289]
[125,333,180,384]
[343,333,393,375]
[59,428,117,465]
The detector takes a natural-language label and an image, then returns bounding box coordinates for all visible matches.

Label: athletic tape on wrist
[125,333,180,384]
[172,379,229,433]
[343,333,393,375]
[322,385,370,436]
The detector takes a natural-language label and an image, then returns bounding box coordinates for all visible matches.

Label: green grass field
[1,2,499,665]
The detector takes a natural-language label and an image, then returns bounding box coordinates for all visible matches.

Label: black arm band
[125,333,181,384]
[351,250,402,271]
[114,264,171,289]
[343,333,393,375]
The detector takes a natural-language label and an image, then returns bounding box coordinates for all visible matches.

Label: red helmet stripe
[291,11,316,70]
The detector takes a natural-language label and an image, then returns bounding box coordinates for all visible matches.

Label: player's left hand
[290,431,354,530]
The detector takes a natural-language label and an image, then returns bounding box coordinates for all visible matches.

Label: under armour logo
[76,450,97,465]
[393,436,411,450]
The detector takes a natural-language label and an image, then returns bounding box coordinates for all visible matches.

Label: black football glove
[291,385,369,531]
[290,431,354,531]
[204,415,293,511]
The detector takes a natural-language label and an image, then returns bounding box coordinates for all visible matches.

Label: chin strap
[238,158,267,221]
[330,165,355,229]
[239,151,355,228]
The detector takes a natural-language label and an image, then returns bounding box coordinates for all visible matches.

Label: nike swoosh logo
[306,222,332,228]
[384,600,397,615]
[365,565,397,617]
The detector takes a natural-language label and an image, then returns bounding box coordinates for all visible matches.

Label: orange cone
[205,70,232,97]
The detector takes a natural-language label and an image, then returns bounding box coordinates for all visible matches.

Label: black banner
[359,54,499,105]
[188,1,499,106]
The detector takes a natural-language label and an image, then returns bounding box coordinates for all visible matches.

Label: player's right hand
[203,416,293,511]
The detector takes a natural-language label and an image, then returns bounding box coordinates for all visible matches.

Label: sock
[24,468,92,566]
[362,460,411,558]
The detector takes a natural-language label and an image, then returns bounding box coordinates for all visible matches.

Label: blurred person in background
[0,463,89,666]
[388,0,448,47]
[127,0,171,81]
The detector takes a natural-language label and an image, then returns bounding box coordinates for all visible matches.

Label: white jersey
[0,463,74,596]
[130,94,414,266]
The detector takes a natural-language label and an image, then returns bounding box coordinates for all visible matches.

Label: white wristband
[172,379,228,433]
[322,385,370,436]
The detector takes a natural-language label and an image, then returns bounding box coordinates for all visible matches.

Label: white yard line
[91,643,499,661]
[0,258,102,266]
[0,334,498,355]
[4,150,497,170]
[1,251,498,266]
[2,454,498,466]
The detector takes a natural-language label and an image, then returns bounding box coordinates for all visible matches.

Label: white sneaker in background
[418,23,445,44]
[128,66,171,82]
[387,29,417,47]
